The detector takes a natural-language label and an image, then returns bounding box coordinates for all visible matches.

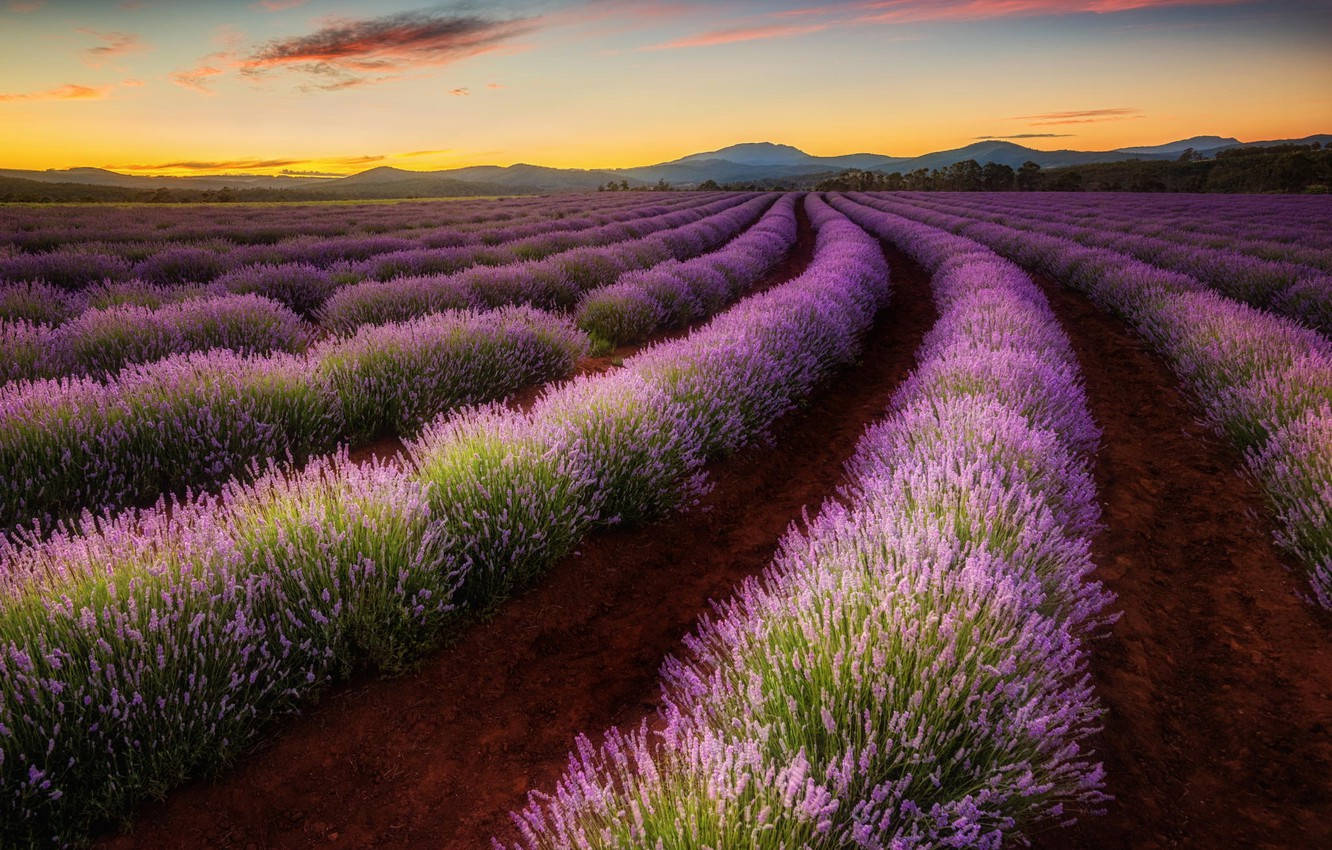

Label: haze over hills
[2,134,1327,198]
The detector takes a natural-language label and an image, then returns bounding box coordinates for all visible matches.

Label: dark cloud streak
[1011,107,1142,125]
[119,155,384,171]
[972,132,1076,139]
[241,9,538,90]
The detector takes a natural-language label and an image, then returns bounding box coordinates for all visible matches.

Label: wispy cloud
[783,0,1242,24]
[650,0,1241,50]
[646,22,828,49]
[253,0,308,10]
[1012,106,1143,124]
[973,132,1076,139]
[450,86,470,96]
[240,9,539,90]
[0,83,111,103]
[79,29,146,65]
[486,81,504,89]
[400,148,453,157]
[6,1,45,12]
[170,62,226,93]
[118,154,385,172]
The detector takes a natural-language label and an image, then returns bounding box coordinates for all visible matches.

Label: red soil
[99,220,939,849]
[1030,274,1332,849]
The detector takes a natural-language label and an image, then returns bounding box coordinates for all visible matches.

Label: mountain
[616,142,907,184]
[1115,135,1241,155]
[664,142,904,170]
[6,133,1326,197]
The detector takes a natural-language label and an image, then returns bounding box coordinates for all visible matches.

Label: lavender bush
[316,305,588,442]
[0,195,889,847]
[574,193,799,349]
[0,306,585,536]
[0,281,77,325]
[215,262,339,318]
[846,192,1332,607]
[502,203,1112,850]
[319,195,773,331]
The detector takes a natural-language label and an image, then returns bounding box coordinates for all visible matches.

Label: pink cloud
[646,22,828,49]
[0,83,111,102]
[5,1,45,12]
[170,64,226,93]
[450,87,470,96]
[780,0,1242,24]
[252,0,309,10]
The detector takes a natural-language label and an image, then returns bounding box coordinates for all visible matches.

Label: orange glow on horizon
[0,0,1328,178]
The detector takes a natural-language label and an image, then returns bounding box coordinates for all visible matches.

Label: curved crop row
[0,194,733,294]
[916,192,1332,271]
[0,196,773,390]
[898,192,1332,336]
[0,305,586,538]
[920,191,1332,254]
[504,198,1113,850]
[0,294,308,384]
[319,195,776,331]
[0,195,889,848]
[848,192,1332,607]
[574,193,799,350]
[0,194,800,531]
[0,192,700,255]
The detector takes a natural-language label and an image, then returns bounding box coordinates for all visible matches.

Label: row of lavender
[906,191,1332,276]
[0,191,681,253]
[0,195,559,248]
[0,195,799,540]
[0,193,725,326]
[923,192,1332,257]
[939,192,1332,250]
[318,194,775,330]
[574,192,798,349]
[0,193,723,295]
[854,192,1332,607]
[0,194,774,385]
[503,198,1113,848]
[896,192,1332,335]
[0,196,887,847]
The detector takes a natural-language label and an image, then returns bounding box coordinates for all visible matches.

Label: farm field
[0,190,1329,849]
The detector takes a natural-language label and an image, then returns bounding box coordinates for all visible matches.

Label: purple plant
[0,194,889,846]
[842,191,1332,607]
[502,200,1111,850]
[216,262,338,318]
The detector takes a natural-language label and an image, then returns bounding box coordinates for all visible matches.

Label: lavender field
[1,191,1330,849]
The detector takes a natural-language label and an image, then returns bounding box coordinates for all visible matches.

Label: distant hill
[3,133,1327,199]
[1114,135,1241,155]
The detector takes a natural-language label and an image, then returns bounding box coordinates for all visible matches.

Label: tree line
[814,143,1330,194]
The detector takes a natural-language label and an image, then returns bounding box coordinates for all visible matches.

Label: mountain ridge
[3,134,1327,196]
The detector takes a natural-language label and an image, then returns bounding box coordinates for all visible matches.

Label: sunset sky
[2,0,1329,176]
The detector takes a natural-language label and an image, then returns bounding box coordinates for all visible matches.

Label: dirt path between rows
[101,232,938,850]
[1030,273,1332,849]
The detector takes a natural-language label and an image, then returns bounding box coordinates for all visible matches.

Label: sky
[1,0,1329,176]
